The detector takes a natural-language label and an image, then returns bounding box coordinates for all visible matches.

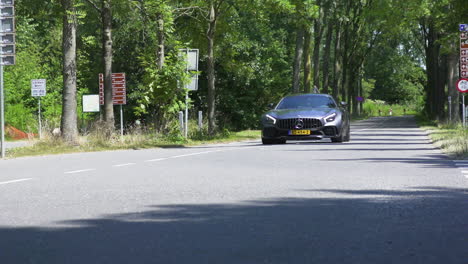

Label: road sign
[31,79,46,97]
[0,33,13,44]
[179,49,199,71]
[99,74,104,105]
[99,73,126,105]
[82,94,100,112]
[461,27,468,81]
[0,0,13,5]
[457,78,468,93]
[460,24,468,32]
[461,39,468,49]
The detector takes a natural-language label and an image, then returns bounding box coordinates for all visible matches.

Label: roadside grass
[7,129,261,158]
[417,116,468,159]
[361,100,418,118]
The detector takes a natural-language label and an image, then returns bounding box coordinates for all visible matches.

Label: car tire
[331,128,346,143]
[344,125,350,142]
[331,136,343,143]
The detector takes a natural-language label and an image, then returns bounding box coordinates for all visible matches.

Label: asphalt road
[0,116,467,264]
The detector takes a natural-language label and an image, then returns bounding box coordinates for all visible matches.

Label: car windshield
[276,95,337,109]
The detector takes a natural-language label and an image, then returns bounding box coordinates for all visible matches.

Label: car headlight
[325,112,337,123]
[263,114,277,125]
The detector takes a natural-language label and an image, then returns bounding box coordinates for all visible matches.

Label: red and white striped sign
[99,73,126,105]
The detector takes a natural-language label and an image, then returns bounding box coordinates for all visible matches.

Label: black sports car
[261,94,350,144]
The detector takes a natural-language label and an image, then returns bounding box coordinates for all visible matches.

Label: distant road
[0,116,467,264]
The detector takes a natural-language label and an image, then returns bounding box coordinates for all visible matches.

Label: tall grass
[418,115,468,159]
[8,119,260,158]
[362,99,418,117]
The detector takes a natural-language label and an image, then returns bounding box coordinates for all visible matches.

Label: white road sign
[179,49,199,71]
[82,94,100,112]
[185,75,199,91]
[31,79,46,97]
[457,78,468,93]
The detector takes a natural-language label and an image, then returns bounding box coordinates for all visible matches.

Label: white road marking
[461,171,468,174]
[145,150,227,163]
[65,169,96,174]
[145,158,169,162]
[0,178,33,185]
[113,163,136,167]
[169,150,224,159]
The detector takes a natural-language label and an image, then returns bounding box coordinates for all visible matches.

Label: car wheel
[331,136,343,143]
[331,128,346,143]
[344,125,351,142]
[278,139,287,144]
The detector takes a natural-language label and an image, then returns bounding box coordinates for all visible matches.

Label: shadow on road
[319,156,455,169]
[1,187,467,264]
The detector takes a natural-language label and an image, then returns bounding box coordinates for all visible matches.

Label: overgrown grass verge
[417,116,468,159]
[7,130,261,158]
[361,100,419,118]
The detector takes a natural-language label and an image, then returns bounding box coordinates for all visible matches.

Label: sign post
[460,24,468,127]
[179,49,199,138]
[0,0,15,158]
[31,79,46,139]
[1,62,3,158]
[448,96,452,122]
[82,94,100,132]
[99,73,126,137]
[457,78,468,126]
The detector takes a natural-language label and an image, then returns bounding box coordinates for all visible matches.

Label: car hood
[266,108,336,119]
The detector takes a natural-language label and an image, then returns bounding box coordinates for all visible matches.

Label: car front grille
[277,118,322,129]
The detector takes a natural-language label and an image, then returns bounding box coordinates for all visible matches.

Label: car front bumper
[262,125,342,140]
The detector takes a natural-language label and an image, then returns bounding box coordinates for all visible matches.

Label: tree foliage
[3,0,466,137]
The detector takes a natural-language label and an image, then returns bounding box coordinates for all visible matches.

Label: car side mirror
[340,101,347,107]
[268,103,275,109]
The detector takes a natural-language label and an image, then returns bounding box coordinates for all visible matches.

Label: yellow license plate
[290,130,311,135]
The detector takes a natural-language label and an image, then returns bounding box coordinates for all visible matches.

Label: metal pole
[0,65,4,158]
[38,97,42,139]
[120,105,124,137]
[462,94,466,127]
[185,91,188,138]
[179,111,184,134]
[448,96,452,123]
[198,111,203,131]
[184,48,189,138]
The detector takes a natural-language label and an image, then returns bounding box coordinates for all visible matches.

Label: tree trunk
[425,21,440,119]
[312,5,324,91]
[102,0,114,129]
[322,21,333,95]
[332,23,342,100]
[303,27,312,93]
[292,28,304,93]
[61,0,78,143]
[436,54,447,120]
[207,3,217,135]
[156,13,165,69]
[447,51,460,122]
[341,24,349,105]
